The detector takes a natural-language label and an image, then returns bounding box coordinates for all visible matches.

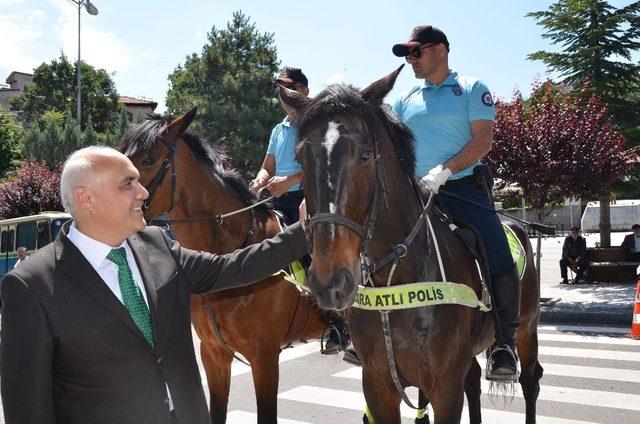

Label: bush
[0,159,63,219]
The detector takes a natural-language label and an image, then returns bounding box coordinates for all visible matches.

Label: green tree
[83,115,98,146]
[166,11,281,178]
[10,53,120,133]
[0,111,23,179]
[527,0,640,246]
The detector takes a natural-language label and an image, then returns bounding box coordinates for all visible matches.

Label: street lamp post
[70,0,98,146]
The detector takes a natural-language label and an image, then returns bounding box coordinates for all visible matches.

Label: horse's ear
[167,107,197,136]
[360,65,404,106]
[278,85,310,113]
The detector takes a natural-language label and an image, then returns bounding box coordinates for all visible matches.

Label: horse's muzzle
[308,266,358,311]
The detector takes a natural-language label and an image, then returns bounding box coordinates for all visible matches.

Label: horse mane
[297,84,416,178]
[119,113,258,206]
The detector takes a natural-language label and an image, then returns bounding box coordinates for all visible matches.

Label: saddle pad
[503,224,526,279]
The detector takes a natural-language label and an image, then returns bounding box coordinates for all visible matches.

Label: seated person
[560,226,588,284]
[621,224,640,262]
[250,67,307,225]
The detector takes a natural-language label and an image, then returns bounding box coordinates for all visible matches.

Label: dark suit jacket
[622,234,638,253]
[562,235,587,260]
[0,221,306,424]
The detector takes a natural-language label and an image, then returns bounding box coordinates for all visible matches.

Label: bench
[586,247,640,282]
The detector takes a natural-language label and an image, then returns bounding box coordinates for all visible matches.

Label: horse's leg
[517,329,544,424]
[200,342,233,424]
[362,368,402,424]
[249,349,280,424]
[428,371,466,424]
[415,391,431,424]
[464,358,482,424]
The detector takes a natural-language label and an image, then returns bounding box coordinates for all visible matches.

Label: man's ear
[74,186,96,213]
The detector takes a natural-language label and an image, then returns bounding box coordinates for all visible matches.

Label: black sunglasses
[405,44,437,62]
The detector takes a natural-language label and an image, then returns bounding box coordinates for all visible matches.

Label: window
[51,219,69,240]
[16,222,37,250]
[1,229,15,253]
[37,221,51,248]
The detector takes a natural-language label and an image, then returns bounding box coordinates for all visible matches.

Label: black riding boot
[321,312,350,355]
[486,265,520,381]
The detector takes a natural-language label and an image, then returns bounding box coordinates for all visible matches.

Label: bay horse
[280,67,543,424]
[120,110,325,424]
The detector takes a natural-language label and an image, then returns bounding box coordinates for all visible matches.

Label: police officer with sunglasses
[391,26,521,381]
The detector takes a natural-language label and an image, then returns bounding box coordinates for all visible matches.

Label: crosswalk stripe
[278,386,600,424]
[230,342,321,377]
[540,345,640,361]
[538,324,629,334]
[227,410,310,424]
[333,367,640,412]
[538,332,640,346]
[476,358,640,383]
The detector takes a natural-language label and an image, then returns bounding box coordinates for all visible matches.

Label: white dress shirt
[67,222,174,410]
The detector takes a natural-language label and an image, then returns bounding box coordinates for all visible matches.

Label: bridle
[304,129,434,285]
[139,130,256,248]
[142,132,177,214]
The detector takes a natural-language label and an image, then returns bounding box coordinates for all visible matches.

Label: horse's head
[280,66,406,310]
[119,108,197,218]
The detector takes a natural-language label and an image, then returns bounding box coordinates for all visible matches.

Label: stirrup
[485,345,520,382]
[320,326,343,355]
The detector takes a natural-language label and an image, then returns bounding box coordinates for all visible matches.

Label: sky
[0,0,636,113]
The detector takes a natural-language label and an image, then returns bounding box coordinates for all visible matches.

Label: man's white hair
[60,146,121,215]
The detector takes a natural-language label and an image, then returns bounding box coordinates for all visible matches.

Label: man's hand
[266,176,293,198]
[300,199,307,229]
[249,177,267,195]
[421,164,452,194]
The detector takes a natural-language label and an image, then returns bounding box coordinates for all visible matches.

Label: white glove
[421,165,452,194]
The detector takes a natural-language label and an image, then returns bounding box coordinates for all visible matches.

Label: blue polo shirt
[266,116,301,191]
[392,71,495,179]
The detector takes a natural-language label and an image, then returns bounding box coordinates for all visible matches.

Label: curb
[540,306,633,326]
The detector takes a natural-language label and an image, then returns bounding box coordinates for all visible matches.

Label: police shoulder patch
[481,92,493,106]
[452,85,463,96]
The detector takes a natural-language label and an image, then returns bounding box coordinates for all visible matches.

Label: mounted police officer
[391,26,521,380]
[251,67,352,355]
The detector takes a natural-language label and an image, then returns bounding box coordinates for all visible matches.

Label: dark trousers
[436,182,513,277]
[560,257,588,280]
[273,190,304,225]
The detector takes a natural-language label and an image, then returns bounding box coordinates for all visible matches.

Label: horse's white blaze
[323,121,340,239]
[323,121,340,191]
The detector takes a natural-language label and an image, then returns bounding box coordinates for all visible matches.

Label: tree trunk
[535,209,544,287]
[598,192,611,247]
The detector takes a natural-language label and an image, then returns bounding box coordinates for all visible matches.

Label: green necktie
[107,247,155,347]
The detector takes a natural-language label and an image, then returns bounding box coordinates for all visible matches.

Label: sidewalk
[536,232,637,326]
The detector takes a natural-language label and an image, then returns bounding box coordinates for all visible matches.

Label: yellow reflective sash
[353,282,490,311]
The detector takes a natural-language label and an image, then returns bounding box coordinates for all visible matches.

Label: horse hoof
[362,413,369,423]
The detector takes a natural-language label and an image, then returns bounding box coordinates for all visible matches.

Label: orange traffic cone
[629,278,640,340]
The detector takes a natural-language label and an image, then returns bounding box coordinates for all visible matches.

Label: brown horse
[120,110,325,424]
[280,67,543,424]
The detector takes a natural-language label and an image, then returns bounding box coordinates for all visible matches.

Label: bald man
[0,146,308,424]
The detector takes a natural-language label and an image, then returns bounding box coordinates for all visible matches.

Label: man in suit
[560,226,589,284]
[0,146,308,424]
[621,224,640,262]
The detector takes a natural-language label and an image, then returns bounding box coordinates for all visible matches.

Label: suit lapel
[127,232,177,353]
[56,223,155,351]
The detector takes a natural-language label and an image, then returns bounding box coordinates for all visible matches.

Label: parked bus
[1,211,71,278]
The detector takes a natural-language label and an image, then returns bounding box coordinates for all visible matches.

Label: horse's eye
[360,149,372,162]
[141,157,156,166]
